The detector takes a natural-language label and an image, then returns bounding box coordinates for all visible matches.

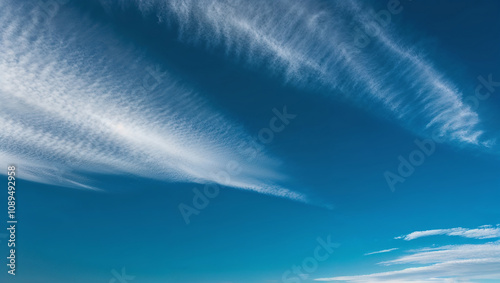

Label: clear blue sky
[0,0,499,282]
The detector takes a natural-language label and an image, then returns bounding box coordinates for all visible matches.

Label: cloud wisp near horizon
[316,225,500,282]
[395,225,500,241]
[0,1,306,202]
[103,0,496,147]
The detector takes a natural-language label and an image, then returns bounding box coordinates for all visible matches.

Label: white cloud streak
[395,225,500,241]
[365,248,399,256]
[316,226,500,282]
[108,0,493,146]
[317,242,500,282]
[316,258,500,282]
[0,1,306,202]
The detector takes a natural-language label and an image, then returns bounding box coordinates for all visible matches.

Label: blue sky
[0,0,499,282]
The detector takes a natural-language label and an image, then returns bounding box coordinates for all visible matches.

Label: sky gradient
[0,0,499,282]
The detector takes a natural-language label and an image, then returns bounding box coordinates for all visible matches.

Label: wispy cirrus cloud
[0,0,305,202]
[365,248,399,256]
[316,226,500,282]
[395,225,500,241]
[104,0,494,146]
[380,242,500,266]
[317,257,500,283]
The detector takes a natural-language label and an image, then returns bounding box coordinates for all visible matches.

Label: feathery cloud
[106,0,493,146]
[0,0,305,202]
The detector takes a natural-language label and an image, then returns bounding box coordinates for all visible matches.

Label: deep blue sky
[0,0,499,282]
